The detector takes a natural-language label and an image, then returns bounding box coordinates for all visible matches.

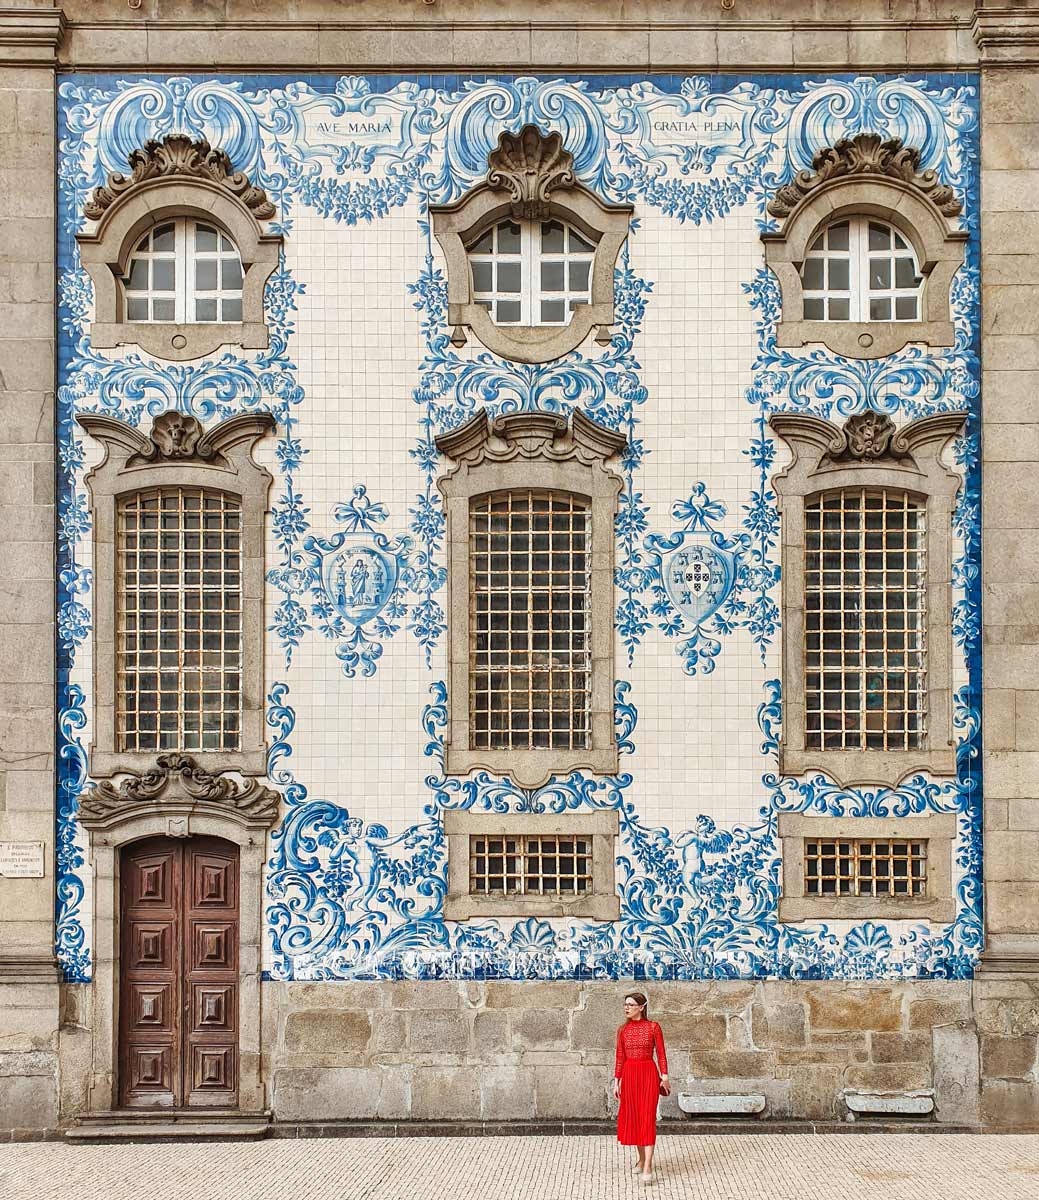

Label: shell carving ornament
[83,133,276,221]
[767,132,963,219]
[485,124,577,220]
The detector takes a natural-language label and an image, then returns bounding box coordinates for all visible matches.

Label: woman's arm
[614,1025,626,1078]
[654,1022,669,1078]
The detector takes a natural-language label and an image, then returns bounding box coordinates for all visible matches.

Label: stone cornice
[972,6,1039,65]
[0,6,65,65]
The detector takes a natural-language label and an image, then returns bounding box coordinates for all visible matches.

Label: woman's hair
[624,991,649,1017]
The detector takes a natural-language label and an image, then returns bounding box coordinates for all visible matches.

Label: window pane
[828,297,849,321]
[127,297,148,321]
[868,222,890,250]
[152,260,175,292]
[195,224,218,252]
[469,228,493,255]
[828,259,849,291]
[152,224,175,252]
[826,221,849,250]
[803,297,824,320]
[541,261,565,292]
[569,261,590,292]
[472,262,493,293]
[221,297,243,322]
[152,299,175,321]
[498,222,521,253]
[222,258,243,290]
[195,298,218,322]
[541,220,565,253]
[802,259,824,291]
[496,300,521,323]
[870,259,891,289]
[196,260,218,291]
[870,297,892,320]
[895,296,918,320]
[541,299,565,323]
[497,263,522,293]
[895,257,917,289]
[127,258,150,291]
[569,228,595,253]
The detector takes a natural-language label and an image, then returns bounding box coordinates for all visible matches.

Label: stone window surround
[435,408,626,788]
[73,762,281,1117]
[76,136,282,364]
[761,136,968,361]
[77,409,276,780]
[444,808,620,921]
[777,811,958,923]
[769,409,967,788]
[429,125,633,365]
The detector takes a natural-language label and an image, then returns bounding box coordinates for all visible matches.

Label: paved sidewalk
[1,1134,1038,1200]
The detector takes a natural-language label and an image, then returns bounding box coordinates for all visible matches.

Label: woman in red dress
[612,991,669,1183]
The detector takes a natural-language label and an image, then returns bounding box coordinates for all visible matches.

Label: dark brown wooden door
[119,836,239,1108]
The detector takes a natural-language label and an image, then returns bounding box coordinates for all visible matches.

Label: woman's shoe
[640,1171,654,1185]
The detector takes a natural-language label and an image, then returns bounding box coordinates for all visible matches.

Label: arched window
[430,125,632,364]
[124,219,244,325]
[761,133,966,358]
[470,489,590,751]
[77,135,281,361]
[117,486,242,754]
[803,487,927,754]
[801,218,922,323]
[77,408,275,779]
[467,219,596,327]
[769,408,965,786]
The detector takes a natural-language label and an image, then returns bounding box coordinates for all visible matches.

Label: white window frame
[801,216,922,324]
[467,218,596,328]
[125,217,244,326]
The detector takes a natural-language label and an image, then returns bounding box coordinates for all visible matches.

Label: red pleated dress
[615,1018,668,1146]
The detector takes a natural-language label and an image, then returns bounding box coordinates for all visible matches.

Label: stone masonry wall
[263,980,988,1127]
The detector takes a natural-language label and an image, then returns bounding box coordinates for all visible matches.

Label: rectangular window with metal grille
[116,487,242,753]
[470,489,590,751]
[470,834,593,896]
[804,487,927,752]
[804,837,928,898]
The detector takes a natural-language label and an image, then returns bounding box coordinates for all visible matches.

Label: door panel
[119,836,239,1109]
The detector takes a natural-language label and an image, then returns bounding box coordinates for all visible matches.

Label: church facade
[1,1,1038,1137]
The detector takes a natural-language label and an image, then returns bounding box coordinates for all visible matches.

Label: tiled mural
[55,71,981,984]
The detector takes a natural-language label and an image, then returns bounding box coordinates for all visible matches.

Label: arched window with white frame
[801,217,922,323]
[124,218,244,324]
[466,218,597,327]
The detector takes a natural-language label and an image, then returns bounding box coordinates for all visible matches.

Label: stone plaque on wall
[0,841,45,878]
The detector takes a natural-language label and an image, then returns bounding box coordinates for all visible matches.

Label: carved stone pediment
[77,409,277,471]
[486,125,577,221]
[78,754,281,831]
[767,132,962,220]
[84,134,276,222]
[436,408,626,469]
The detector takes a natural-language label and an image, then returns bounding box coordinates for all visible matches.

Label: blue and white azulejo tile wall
[54,70,982,985]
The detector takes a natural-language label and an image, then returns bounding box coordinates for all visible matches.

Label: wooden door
[119,836,239,1108]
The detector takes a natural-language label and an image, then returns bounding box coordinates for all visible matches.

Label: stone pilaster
[0,3,64,1140]
[973,0,1039,1130]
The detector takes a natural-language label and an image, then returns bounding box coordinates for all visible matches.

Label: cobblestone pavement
[2,1134,1038,1200]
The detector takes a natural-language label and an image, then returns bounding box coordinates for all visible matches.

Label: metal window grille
[804,487,927,752]
[125,218,244,324]
[467,219,596,327]
[470,489,590,751]
[116,487,242,753]
[801,217,921,323]
[804,837,928,898]
[470,834,593,896]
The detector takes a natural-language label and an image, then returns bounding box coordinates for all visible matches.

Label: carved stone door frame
[77,762,279,1116]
